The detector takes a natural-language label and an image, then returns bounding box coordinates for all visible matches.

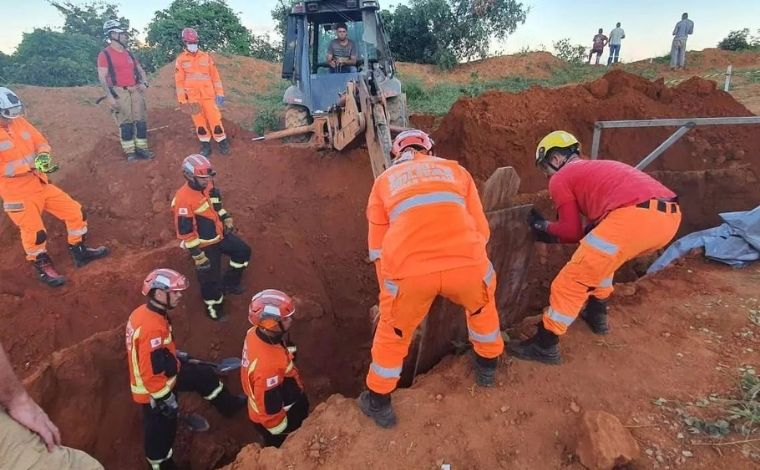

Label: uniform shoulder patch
[266,376,279,388]
[178,207,189,215]
[149,337,162,349]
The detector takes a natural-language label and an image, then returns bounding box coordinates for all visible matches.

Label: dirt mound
[397,51,563,85]
[631,48,760,73]
[433,69,760,193]
[222,260,760,469]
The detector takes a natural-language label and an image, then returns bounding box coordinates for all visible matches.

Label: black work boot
[218,138,231,155]
[581,297,609,335]
[134,148,155,160]
[358,390,397,428]
[68,242,110,267]
[507,322,561,365]
[33,253,65,287]
[200,141,212,157]
[126,152,138,162]
[473,354,498,387]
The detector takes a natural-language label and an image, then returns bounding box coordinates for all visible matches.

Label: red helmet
[182,154,215,179]
[142,268,189,296]
[391,129,434,157]
[248,289,295,329]
[181,27,199,44]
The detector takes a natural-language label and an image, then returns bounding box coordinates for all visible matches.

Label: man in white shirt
[607,22,625,65]
[670,13,694,70]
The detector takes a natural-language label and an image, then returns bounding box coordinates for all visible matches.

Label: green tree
[49,1,135,40]
[552,38,586,64]
[8,28,101,86]
[146,0,254,66]
[717,28,760,51]
[251,33,282,62]
[271,0,293,41]
[382,0,528,67]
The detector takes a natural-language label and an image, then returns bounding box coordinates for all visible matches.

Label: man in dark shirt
[588,28,608,65]
[326,23,358,73]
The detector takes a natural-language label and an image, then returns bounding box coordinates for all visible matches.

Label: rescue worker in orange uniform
[174,27,230,157]
[126,268,245,470]
[171,154,251,320]
[241,289,309,447]
[508,131,682,364]
[0,87,109,287]
[359,129,504,428]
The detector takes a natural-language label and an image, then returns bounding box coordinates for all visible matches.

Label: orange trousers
[2,183,86,260]
[190,99,226,142]
[544,200,682,335]
[366,262,504,394]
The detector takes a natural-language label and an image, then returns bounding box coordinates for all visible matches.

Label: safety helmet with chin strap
[0,87,23,119]
[535,130,580,171]
[103,19,126,40]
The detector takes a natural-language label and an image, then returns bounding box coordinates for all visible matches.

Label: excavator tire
[386,94,408,128]
[284,105,312,143]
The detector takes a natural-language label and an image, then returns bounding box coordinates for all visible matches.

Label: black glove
[527,208,550,232]
[152,392,179,419]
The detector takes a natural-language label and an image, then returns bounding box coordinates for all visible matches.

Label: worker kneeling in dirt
[0,87,109,287]
[241,289,309,447]
[127,268,246,470]
[171,154,251,320]
[359,129,504,428]
[509,131,682,364]
[175,27,231,157]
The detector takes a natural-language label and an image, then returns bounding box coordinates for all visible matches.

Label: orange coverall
[174,51,226,143]
[241,327,306,437]
[0,117,86,260]
[365,151,504,395]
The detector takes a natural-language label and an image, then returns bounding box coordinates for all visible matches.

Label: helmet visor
[1,105,23,119]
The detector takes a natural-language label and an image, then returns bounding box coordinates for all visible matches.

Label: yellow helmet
[535,131,580,166]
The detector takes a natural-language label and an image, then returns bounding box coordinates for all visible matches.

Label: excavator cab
[281,0,407,139]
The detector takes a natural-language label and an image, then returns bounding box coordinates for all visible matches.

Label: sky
[1,0,759,62]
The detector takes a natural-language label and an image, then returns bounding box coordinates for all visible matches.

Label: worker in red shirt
[241,289,309,447]
[97,19,154,162]
[127,268,245,469]
[175,27,230,157]
[360,130,504,428]
[171,154,251,320]
[509,131,682,364]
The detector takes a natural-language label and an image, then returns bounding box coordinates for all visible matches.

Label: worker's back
[367,152,490,279]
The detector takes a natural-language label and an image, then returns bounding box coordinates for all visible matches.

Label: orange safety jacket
[171,181,229,250]
[366,151,491,280]
[241,327,305,435]
[174,50,224,103]
[0,117,52,200]
[125,304,180,404]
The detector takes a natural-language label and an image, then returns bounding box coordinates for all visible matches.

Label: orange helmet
[181,27,199,44]
[182,154,215,179]
[142,268,189,296]
[248,289,295,329]
[391,129,434,157]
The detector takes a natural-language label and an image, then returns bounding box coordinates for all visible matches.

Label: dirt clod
[575,410,640,470]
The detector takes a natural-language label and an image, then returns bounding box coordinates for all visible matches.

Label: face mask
[187,44,199,53]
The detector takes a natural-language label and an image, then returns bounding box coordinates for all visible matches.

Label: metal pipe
[596,116,760,129]
[724,64,733,92]
[591,124,602,160]
[635,124,694,170]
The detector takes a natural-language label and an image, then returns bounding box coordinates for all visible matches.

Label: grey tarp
[648,205,760,274]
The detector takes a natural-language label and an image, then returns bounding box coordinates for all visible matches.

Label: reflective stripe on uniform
[469,327,500,343]
[210,197,221,204]
[484,261,495,285]
[203,381,224,400]
[183,238,201,249]
[599,277,613,288]
[0,140,13,151]
[4,154,35,177]
[546,306,575,326]
[186,73,211,81]
[205,295,224,319]
[370,362,402,379]
[389,191,466,221]
[147,379,176,399]
[147,448,173,469]
[229,260,248,269]
[67,227,88,237]
[3,202,23,211]
[383,279,398,297]
[285,361,294,374]
[25,248,46,257]
[584,233,619,256]
[194,201,210,214]
[368,248,382,262]
[267,416,288,435]
[246,358,260,413]
[20,131,31,140]
[217,209,228,217]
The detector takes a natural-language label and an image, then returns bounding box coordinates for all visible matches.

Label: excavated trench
[4,70,760,469]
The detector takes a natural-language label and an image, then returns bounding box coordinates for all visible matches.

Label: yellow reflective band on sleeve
[210,197,221,204]
[203,381,224,401]
[184,238,201,249]
[217,209,228,217]
[229,260,248,269]
[194,201,210,214]
[267,416,288,435]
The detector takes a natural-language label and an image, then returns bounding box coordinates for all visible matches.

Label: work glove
[192,251,211,272]
[152,392,179,419]
[34,153,59,174]
[215,95,225,106]
[223,216,237,234]
[527,208,550,232]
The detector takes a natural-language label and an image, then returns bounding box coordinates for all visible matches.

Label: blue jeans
[607,44,621,65]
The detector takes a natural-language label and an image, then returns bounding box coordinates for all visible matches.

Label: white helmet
[103,19,125,37]
[0,87,23,119]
